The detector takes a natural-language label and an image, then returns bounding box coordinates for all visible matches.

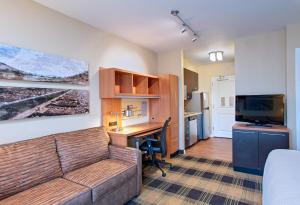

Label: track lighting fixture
[192,34,198,42]
[171,10,199,43]
[181,24,187,34]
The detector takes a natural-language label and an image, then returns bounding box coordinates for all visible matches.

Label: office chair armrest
[108,145,142,195]
[144,137,159,142]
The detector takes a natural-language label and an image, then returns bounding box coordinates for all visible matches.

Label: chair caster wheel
[162,173,166,177]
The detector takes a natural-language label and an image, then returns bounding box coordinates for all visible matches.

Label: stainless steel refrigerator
[186,91,211,139]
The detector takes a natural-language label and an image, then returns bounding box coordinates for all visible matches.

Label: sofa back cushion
[54,127,110,174]
[0,136,62,200]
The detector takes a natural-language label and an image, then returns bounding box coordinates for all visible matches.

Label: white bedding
[263,149,300,205]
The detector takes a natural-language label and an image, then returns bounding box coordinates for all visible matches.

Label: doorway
[211,76,235,138]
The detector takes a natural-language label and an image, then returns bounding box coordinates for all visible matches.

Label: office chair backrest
[160,117,171,157]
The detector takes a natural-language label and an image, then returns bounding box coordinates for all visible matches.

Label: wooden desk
[108,122,163,148]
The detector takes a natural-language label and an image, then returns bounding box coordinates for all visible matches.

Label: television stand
[245,123,273,128]
[232,123,289,175]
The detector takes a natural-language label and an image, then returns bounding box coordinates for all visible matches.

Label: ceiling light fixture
[209,51,224,62]
[216,51,223,61]
[171,10,199,42]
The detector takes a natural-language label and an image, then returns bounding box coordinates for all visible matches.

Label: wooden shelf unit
[100,68,179,158]
[100,68,160,98]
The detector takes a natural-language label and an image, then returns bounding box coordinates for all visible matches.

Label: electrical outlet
[109,121,117,127]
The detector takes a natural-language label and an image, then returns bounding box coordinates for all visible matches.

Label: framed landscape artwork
[0,86,89,121]
[0,43,89,85]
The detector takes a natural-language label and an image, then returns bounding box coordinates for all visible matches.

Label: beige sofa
[0,127,142,205]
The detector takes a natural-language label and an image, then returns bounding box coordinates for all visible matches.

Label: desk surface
[107,122,163,147]
[108,122,163,137]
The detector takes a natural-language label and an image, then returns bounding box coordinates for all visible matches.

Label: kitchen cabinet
[233,130,259,170]
[258,132,289,170]
[197,113,204,139]
[184,68,198,100]
[184,118,190,148]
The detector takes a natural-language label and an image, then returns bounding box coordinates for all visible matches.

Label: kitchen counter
[184,112,202,118]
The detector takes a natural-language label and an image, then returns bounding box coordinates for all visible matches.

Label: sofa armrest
[108,145,142,195]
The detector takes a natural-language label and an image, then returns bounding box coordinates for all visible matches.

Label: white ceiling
[34,0,300,64]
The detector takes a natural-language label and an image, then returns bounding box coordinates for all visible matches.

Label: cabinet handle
[234,131,257,134]
[260,133,285,136]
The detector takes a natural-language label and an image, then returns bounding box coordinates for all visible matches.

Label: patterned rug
[127,155,262,205]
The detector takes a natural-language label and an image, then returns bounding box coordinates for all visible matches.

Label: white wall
[296,48,300,149]
[235,30,286,95]
[157,50,185,150]
[235,26,300,149]
[286,24,300,149]
[0,0,157,144]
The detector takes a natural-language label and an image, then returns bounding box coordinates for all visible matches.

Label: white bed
[263,149,300,205]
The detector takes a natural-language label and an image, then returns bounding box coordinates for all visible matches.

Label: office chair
[139,117,173,177]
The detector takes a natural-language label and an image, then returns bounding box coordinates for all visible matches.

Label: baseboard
[233,166,263,176]
[170,149,185,158]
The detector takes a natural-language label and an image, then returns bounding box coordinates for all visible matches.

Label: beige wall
[0,0,157,144]
[157,50,185,150]
[184,59,235,135]
[183,58,200,73]
[235,29,287,95]
[184,61,235,94]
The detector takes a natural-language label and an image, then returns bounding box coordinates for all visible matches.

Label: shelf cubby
[133,74,148,95]
[148,77,159,95]
[115,71,133,94]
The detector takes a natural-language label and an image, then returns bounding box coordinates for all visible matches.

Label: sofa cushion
[0,178,92,205]
[54,127,110,173]
[64,159,136,202]
[0,136,62,200]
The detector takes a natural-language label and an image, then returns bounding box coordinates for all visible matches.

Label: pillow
[54,127,110,173]
[0,136,62,200]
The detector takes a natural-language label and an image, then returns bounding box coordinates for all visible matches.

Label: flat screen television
[235,95,285,125]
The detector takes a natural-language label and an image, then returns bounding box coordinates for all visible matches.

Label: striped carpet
[127,155,262,205]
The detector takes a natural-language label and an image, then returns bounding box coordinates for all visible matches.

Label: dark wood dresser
[232,123,289,175]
